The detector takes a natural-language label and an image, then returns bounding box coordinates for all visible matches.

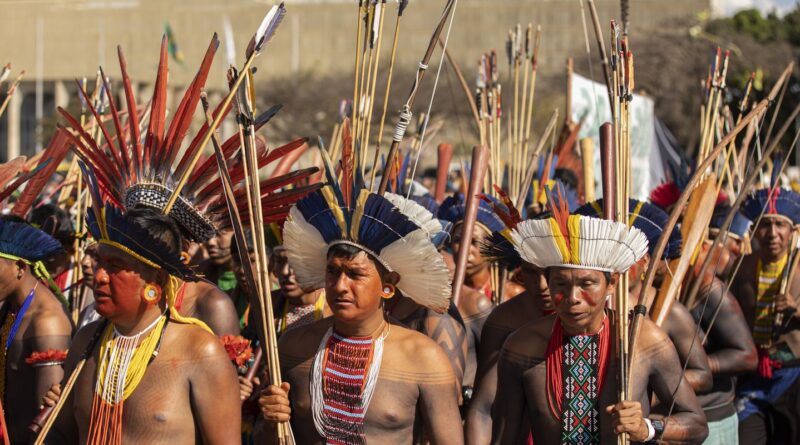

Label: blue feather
[295,189,344,244]
[357,193,418,254]
[0,220,63,262]
[316,137,346,210]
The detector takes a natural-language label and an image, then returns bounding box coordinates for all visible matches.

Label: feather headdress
[438,192,506,234]
[59,34,314,242]
[742,187,800,226]
[576,198,682,260]
[0,219,66,304]
[709,204,752,239]
[283,147,451,312]
[82,166,195,280]
[512,192,648,272]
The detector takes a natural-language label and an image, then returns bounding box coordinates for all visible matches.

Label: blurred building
[0,0,708,160]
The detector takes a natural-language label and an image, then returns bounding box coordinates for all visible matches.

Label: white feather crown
[511,214,648,273]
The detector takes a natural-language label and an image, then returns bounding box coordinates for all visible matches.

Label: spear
[369,0,408,190]
[378,0,457,195]
[164,3,286,214]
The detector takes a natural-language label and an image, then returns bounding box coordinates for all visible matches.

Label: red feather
[340,118,352,208]
[159,34,219,172]
[174,99,233,180]
[0,157,26,195]
[143,35,169,175]
[99,67,132,184]
[118,45,143,176]
[12,129,71,218]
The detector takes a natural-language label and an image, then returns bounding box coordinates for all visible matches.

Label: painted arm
[489,347,529,445]
[666,302,713,393]
[418,345,465,445]
[466,317,514,445]
[645,322,709,444]
[29,312,72,417]
[696,287,757,375]
[423,310,468,386]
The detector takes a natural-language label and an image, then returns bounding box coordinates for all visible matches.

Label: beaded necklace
[278,290,326,336]
[310,323,389,445]
[87,313,169,445]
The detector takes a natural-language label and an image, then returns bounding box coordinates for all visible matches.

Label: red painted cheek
[553,292,565,307]
[581,289,598,307]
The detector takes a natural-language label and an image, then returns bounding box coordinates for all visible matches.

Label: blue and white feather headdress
[283,148,451,312]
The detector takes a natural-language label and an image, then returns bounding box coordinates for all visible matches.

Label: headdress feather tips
[742,187,800,226]
[511,214,648,273]
[0,219,63,263]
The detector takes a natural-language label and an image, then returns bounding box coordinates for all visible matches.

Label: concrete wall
[0,0,708,159]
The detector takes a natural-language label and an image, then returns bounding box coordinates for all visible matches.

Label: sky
[712,0,798,16]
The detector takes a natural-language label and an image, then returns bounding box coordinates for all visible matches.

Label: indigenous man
[688,206,757,444]
[257,185,463,444]
[439,193,524,302]
[466,240,551,444]
[46,205,241,444]
[0,219,72,444]
[733,187,800,444]
[200,228,238,293]
[576,198,713,393]
[492,211,708,444]
[438,194,514,395]
[382,192,469,398]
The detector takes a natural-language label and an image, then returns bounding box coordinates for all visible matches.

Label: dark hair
[126,207,183,256]
[29,204,75,244]
[327,243,390,279]
[554,168,579,190]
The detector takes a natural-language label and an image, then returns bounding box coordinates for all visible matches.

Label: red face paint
[553,292,565,307]
[581,289,598,307]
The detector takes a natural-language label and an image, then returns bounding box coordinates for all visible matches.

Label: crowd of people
[1,4,800,445]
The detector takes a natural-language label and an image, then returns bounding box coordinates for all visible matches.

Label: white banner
[570,73,665,201]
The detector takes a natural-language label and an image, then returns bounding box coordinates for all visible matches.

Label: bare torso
[50,319,241,444]
[492,314,708,445]
[267,318,463,445]
[4,285,71,445]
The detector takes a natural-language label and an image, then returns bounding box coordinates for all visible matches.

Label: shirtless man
[46,207,240,444]
[257,246,462,444]
[0,219,72,444]
[466,261,549,445]
[201,229,238,293]
[577,198,713,393]
[269,247,330,335]
[491,213,708,444]
[688,217,757,444]
[257,187,463,444]
[173,233,240,336]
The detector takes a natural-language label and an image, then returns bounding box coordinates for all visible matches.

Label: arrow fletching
[246,3,286,58]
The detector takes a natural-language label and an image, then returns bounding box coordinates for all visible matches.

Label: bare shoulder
[484,291,538,332]
[635,317,673,358]
[382,322,456,382]
[278,317,333,359]
[458,286,494,320]
[500,314,555,363]
[193,280,232,306]
[29,291,72,338]
[166,322,228,361]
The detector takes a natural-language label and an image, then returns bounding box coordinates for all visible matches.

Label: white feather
[383,192,443,240]
[380,229,451,312]
[283,206,328,291]
[253,3,286,54]
[512,216,648,272]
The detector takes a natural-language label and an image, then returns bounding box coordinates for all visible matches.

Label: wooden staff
[369,0,408,190]
[30,321,108,442]
[580,138,595,202]
[600,123,614,218]
[164,4,286,214]
[438,37,480,131]
[435,143,453,203]
[452,145,489,308]
[650,175,718,326]
[378,0,457,195]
